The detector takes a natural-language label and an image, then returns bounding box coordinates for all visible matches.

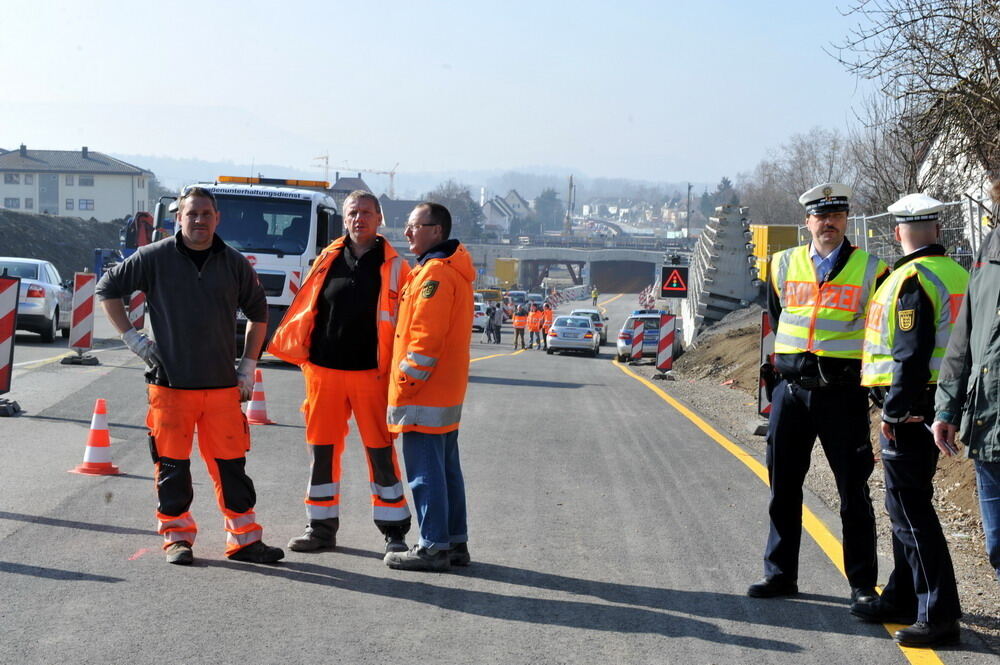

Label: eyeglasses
[404,223,439,232]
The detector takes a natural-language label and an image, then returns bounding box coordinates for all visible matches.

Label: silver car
[0,257,72,342]
[546,315,601,357]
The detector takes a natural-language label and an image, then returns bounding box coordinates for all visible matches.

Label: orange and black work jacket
[512,313,527,329]
[527,309,543,332]
[388,239,474,434]
[268,234,409,378]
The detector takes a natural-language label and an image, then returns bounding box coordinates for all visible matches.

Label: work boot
[384,545,450,572]
[850,586,878,605]
[227,541,285,564]
[165,541,193,566]
[449,542,471,567]
[747,575,798,598]
[383,527,409,554]
[287,519,337,552]
[850,598,916,625]
[894,620,961,647]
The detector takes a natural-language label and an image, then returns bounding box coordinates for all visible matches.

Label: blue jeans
[975,460,1000,579]
[401,430,468,551]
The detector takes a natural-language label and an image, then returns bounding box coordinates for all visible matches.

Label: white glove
[122,328,162,368]
[236,357,257,402]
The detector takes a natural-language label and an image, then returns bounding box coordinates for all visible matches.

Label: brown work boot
[287,519,337,552]
[165,541,193,566]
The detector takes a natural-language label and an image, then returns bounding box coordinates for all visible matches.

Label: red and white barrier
[128,290,146,330]
[758,311,775,417]
[657,314,675,372]
[68,272,96,352]
[0,275,20,397]
[289,270,301,297]
[631,319,644,361]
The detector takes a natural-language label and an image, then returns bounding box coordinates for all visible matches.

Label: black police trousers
[764,380,877,588]
[879,420,961,623]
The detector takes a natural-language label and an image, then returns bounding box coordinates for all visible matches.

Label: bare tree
[834,0,1000,182]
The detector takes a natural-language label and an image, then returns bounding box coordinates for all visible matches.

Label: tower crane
[341,162,400,199]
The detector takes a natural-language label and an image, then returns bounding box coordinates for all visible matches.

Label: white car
[0,257,72,342]
[472,302,489,332]
[569,308,609,344]
[546,315,601,357]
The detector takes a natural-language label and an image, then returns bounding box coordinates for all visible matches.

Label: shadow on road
[0,511,158,536]
[468,375,589,389]
[0,560,125,583]
[22,413,149,431]
[205,558,810,652]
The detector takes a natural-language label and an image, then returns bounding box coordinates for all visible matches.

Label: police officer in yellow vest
[749,183,888,606]
[854,194,967,648]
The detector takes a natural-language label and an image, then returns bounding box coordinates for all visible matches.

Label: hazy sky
[2,1,873,184]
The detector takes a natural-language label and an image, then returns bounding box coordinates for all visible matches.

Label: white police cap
[798,183,852,214]
[888,193,945,223]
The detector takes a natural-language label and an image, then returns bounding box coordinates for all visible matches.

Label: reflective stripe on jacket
[512,314,527,329]
[542,309,554,328]
[527,310,543,332]
[862,256,968,387]
[266,235,409,378]
[388,242,475,434]
[772,244,886,359]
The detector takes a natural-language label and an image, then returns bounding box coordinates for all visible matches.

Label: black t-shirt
[308,238,383,370]
[176,235,215,271]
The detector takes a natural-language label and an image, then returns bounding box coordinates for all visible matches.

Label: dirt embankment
[662,305,998,651]
[1,210,122,278]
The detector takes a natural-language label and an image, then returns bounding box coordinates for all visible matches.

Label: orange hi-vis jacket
[388,240,474,434]
[542,308,554,329]
[267,235,409,378]
[527,309,543,332]
[512,313,528,329]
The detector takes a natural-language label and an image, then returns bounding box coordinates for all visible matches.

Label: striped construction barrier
[657,314,675,372]
[62,272,100,366]
[0,275,21,415]
[289,270,301,297]
[128,291,146,330]
[631,318,644,361]
[758,310,775,417]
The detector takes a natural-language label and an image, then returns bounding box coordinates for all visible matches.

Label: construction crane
[342,162,400,198]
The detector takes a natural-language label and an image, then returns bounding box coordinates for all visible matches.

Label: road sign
[660,266,689,298]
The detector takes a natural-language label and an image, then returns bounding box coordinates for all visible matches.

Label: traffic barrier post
[128,291,146,330]
[62,272,100,366]
[657,314,675,372]
[630,319,644,362]
[0,274,22,416]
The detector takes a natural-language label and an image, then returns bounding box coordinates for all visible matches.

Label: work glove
[236,357,257,403]
[121,328,162,369]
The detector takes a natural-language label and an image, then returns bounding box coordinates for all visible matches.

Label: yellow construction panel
[750,224,798,281]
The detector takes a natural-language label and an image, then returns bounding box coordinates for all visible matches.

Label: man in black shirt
[269,191,412,555]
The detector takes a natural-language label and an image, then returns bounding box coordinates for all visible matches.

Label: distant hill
[1,210,121,278]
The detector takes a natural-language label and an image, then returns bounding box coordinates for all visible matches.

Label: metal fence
[796,197,992,270]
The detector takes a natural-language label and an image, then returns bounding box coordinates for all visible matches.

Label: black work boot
[287,519,338,552]
[449,542,471,567]
[383,526,409,554]
[228,540,284,564]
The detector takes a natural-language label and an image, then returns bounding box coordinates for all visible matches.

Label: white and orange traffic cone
[69,398,121,475]
[245,368,275,425]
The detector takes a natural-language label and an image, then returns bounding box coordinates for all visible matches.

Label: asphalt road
[0,295,991,664]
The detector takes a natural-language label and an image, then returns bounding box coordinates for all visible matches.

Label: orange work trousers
[300,363,410,532]
[146,385,262,555]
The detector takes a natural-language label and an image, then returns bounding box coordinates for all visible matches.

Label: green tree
[532,188,565,233]
[423,180,484,239]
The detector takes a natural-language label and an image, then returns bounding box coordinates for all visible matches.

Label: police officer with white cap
[749,183,888,607]
[855,193,966,647]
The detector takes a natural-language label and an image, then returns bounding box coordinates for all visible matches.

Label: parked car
[617,313,663,361]
[546,315,600,357]
[473,302,489,332]
[569,307,609,344]
[526,292,544,309]
[0,257,72,342]
[506,290,527,309]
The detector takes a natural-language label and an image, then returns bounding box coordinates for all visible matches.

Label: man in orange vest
[512,306,528,350]
[541,302,554,350]
[384,202,473,571]
[269,190,412,556]
[527,303,544,349]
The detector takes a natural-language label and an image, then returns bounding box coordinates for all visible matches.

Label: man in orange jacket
[384,202,473,571]
[512,306,528,349]
[269,191,412,555]
[527,303,544,349]
[541,302,554,350]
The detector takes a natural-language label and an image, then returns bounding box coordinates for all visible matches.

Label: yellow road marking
[612,359,947,665]
[596,293,624,315]
[471,349,526,363]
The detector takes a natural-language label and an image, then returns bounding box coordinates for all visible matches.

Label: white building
[0,145,153,222]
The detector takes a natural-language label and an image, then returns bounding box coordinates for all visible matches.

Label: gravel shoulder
[626,304,999,655]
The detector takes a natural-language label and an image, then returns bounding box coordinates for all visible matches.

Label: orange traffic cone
[70,398,121,475]
[245,368,275,425]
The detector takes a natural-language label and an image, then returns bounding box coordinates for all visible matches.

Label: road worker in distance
[512,306,528,350]
[541,302,554,350]
[526,302,543,349]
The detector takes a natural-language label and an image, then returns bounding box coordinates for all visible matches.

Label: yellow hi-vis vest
[861,256,969,387]
[772,244,886,359]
